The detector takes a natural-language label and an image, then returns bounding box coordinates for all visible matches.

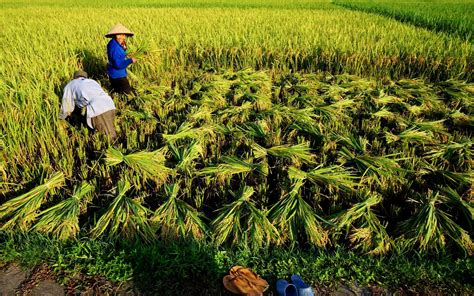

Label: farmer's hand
[131,57,137,63]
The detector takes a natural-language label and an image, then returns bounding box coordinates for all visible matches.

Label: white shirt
[59,78,116,128]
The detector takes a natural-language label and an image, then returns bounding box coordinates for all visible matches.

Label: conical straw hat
[105,23,134,38]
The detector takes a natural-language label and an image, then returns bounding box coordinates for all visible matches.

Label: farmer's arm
[109,46,133,70]
[59,84,75,119]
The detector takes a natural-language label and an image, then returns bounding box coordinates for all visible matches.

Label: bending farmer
[106,23,137,94]
[60,70,117,140]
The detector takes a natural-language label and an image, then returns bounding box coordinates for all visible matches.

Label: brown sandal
[229,266,269,292]
[223,274,263,296]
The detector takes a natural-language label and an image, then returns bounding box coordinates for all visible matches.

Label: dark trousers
[110,77,133,95]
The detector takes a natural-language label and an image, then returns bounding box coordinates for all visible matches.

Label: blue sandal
[276,279,298,296]
[291,274,314,296]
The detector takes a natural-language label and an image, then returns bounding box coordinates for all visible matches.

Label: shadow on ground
[121,239,227,295]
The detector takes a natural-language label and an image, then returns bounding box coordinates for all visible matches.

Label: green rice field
[1,0,473,258]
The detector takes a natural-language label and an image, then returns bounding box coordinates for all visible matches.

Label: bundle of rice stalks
[419,167,473,188]
[126,40,157,58]
[192,75,233,109]
[226,69,272,111]
[385,127,434,144]
[270,177,329,247]
[449,110,473,127]
[169,141,204,174]
[91,180,154,241]
[398,191,473,255]
[188,106,214,123]
[288,165,358,193]
[212,186,278,249]
[440,187,473,225]
[199,156,268,183]
[391,79,433,102]
[333,191,392,254]
[218,101,254,124]
[123,110,157,122]
[372,108,400,122]
[337,135,404,184]
[162,122,219,144]
[424,141,472,170]
[0,172,64,231]
[152,183,207,240]
[313,99,354,123]
[238,121,269,141]
[288,120,324,138]
[266,143,315,165]
[105,147,172,185]
[372,92,403,107]
[34,182,94,239]
[413,119,447,135]
[437,79,474,110]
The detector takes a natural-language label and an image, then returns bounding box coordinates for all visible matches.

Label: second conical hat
[105,23,134,38]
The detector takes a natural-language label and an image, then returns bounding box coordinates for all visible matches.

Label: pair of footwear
[276,275,314,296]
[223,265,269,296]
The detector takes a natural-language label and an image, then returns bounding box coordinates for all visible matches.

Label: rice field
[1,0,473,255]
[334,0,474,41]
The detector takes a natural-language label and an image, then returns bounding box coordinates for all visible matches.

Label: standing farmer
[106,23,137,94]
[60,70,117,140]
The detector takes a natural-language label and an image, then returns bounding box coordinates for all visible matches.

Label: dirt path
[1,263,384,295]
[1,264,65,296]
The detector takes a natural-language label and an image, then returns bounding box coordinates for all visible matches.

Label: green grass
[1,233,473,295]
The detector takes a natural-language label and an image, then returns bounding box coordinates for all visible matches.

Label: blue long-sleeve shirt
[107,39,133,79]
[60,78,116,128]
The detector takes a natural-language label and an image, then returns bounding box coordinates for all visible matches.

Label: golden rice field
[0,0,473,255]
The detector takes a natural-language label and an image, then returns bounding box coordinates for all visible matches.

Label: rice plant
[0,0,473,256]
[334,0,474,41]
